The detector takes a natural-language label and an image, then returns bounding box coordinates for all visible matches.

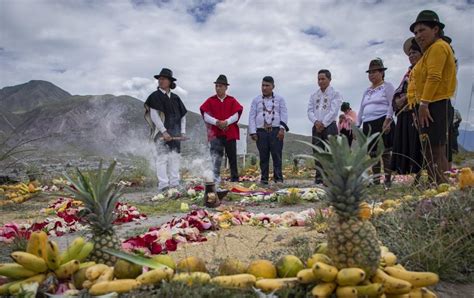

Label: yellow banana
[336,286,358,297]
[307,253,334,268]
[10,251,48,273]
[85,264,111,281]
[297,268,318,284]
[372,269,412,295]
[0,281,16,295]
[96,267,114,283]
[54,260,80,280]
[312,262,338,282]
[421,287,437,298]
[354,283,384,297]
[137,267,174,286]
[381,252,397,267]
[0,263,37,279]
[336,267,366,286]
[89,279,141,295]
[254,277,299,292]
[384,267,439,288]
[210,274,256,288]
[172,272,211,285]
[314,242,328,255]
[408,287,423,298]
[7,273,46,295]
[60,237,85,264]
[79,261,96,269]
[75,241,94,261]
[26,232,40,257]
[46,240,60,270]
[73,266,93,290]
[311,282,337,297]
[36,231,49,261]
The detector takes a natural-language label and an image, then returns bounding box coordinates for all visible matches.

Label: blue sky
[1,0,473,135]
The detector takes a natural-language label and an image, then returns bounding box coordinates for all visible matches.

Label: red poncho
[200,95,243,141]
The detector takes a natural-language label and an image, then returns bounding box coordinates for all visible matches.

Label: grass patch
[134,199,195,215]
[277,192,302,206]
[373,189,474,282]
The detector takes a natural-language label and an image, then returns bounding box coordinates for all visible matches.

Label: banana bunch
[0,233,93,295]
[0,182,42,206]
[289,243,439,297]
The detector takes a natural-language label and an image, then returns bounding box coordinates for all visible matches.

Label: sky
[1,0,473,136]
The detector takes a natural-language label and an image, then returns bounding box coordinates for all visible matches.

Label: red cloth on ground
[200,95,243,141]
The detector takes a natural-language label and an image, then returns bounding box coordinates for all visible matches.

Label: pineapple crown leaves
[63,160,124,230]
[297,126,384,215]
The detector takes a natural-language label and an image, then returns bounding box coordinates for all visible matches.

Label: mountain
[0,81,313,163]
[0,80,71,114]
[458,129,474,152]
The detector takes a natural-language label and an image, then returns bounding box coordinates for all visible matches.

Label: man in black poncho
[144,68,187,193]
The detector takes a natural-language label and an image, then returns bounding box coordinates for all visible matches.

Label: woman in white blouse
[357,58,395,187]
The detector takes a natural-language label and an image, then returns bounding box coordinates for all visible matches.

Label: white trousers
[155,145,181,191]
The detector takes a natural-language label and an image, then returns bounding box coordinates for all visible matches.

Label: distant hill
[0,81,313,162]
[0,80,71,114]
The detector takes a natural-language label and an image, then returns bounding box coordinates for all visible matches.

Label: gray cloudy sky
[1,0,473,135]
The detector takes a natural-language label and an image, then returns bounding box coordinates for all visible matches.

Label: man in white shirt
[307,69,342,184]
[248,76,289,185]
[144,68,187,193]
[200,75,243,183]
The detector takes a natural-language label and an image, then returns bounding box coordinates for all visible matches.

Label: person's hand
[383,118,392,134]
[418,104,433,128]
[162,131,172,142]
[315,121,324,133]
[394,95,405,109]
[277,128,285,141]
[251,134,258,141]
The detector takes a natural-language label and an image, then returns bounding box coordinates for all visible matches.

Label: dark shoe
[315,178,323,185]
[230,178,240,182]
[260,181,269,186]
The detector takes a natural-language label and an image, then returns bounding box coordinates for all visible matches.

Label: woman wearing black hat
[390,38,423,180]
[407,10,457,184]
[357,58,395,187]
[144,68,187,193]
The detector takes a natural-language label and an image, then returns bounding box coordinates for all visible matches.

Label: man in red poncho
[200,75,243,183]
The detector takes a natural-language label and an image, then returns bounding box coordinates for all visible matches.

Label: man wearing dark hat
[200,75,243,183]
[248,76,288,185]
[307,69,342,184]
[144,68,187,193]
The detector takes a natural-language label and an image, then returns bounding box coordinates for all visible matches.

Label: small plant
[250,155,257,166]
[277,188,301,206]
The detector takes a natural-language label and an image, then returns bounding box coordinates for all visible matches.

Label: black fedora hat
[214,74,229,85]
[366,58,387,73]
[154,68,177,81]
[410,10,445,33]
[403,37,421,56]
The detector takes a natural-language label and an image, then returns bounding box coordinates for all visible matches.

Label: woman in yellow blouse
[408,10,456,184]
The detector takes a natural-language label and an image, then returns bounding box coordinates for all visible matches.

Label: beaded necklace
[262,96,275,125]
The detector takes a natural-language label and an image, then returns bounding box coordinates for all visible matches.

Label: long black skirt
[391,110,422,174]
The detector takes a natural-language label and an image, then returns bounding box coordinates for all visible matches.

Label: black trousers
[312,122,338,180]
[256,128,283,183]
[210,137,238,181]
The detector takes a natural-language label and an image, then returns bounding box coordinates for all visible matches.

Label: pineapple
[64,161,123,266]
[305,127,384,277]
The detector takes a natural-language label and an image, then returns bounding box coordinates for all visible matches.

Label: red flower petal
[165,238,178,252]
[150,242,163,254]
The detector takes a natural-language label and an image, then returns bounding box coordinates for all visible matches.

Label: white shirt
[357,82,395,125]
[149,88,186,134]
[248,93,288,134]
[202,94,239,126]
[307,86,342,127]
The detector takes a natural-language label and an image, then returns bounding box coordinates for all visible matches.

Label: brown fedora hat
[366,58,387,73]
[403,37,421,56]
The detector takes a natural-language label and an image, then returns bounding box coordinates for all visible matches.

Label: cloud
[1,0,473,136]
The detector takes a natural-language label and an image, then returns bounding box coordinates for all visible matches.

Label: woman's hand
[382,118,392,134]
[418,104,433,128]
